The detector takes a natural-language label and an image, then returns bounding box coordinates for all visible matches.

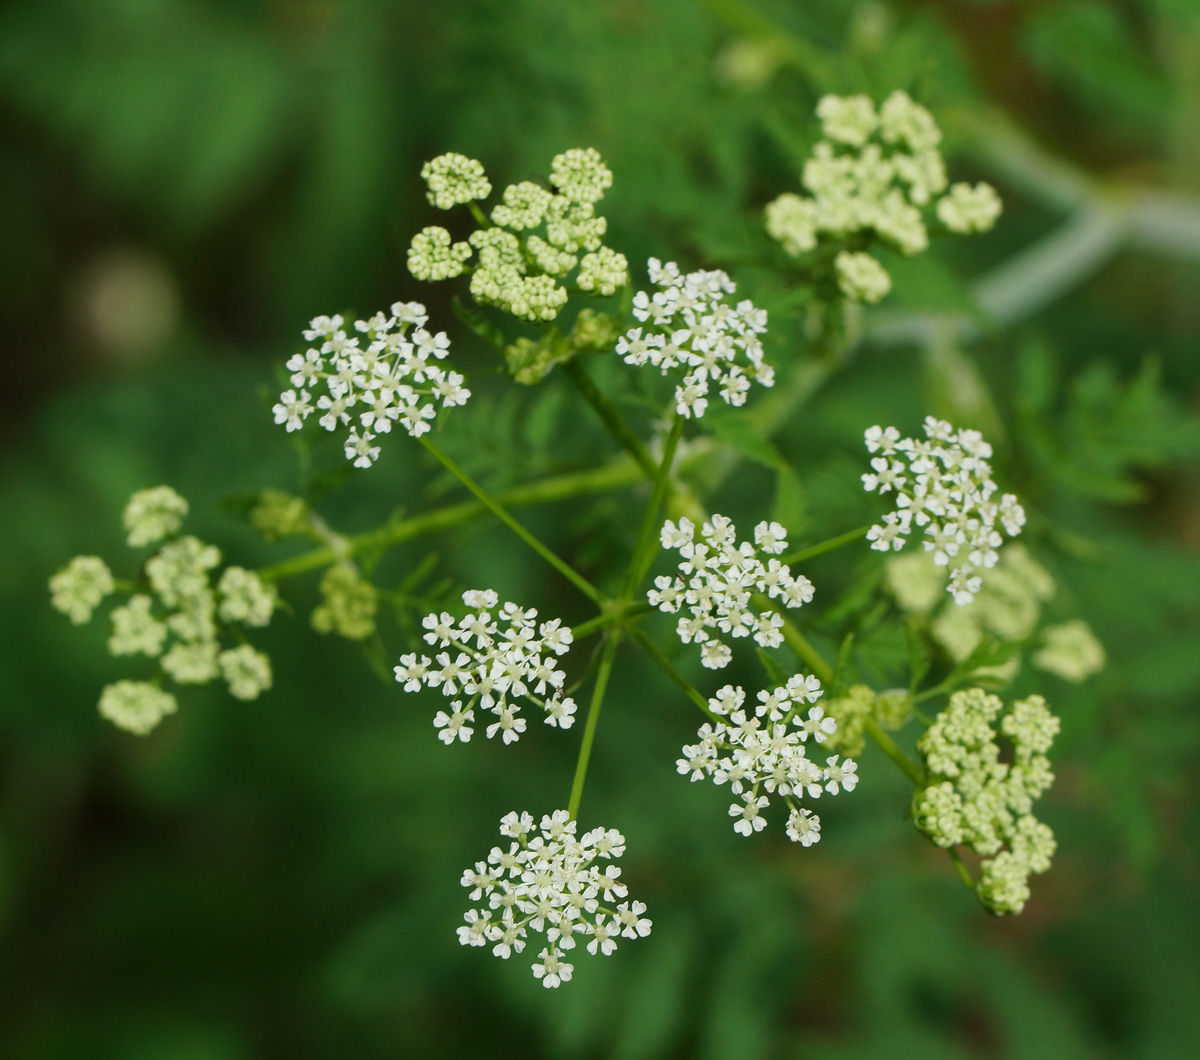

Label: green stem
[762,604,833,684]
[257,459,640,582]
[567,629,622,819]
[781,525,871,566]
[621,415,684,599]
[563,358,657,479]
[625,624,716,721]
[948,847,976,891]
[863,717,926,787]
[571,601,653,639]
[420,437,605,605]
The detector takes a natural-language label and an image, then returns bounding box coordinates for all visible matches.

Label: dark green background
[2,1,1199,1057]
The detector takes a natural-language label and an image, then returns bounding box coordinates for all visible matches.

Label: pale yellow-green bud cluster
[913,688,1060,915]
[420,152,492,210]
[48,486,277,734]
[407,226,473,281]
[887,546,1104,688]
[50,555,115,625]
[250,490,309,542]
[1032,620,1106,683]
[820,683,911,757]
[311,563,377,641]
[765,91,1002,304]
[409,149,628,325]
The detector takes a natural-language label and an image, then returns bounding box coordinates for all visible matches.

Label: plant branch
[621,414,684,599]
[759,603,833,684]
[625,623,716,721]
[571,601,653,639]
[863,717,926,787]
[420,437,605,606]
[257,458,641,582]
[563,358,658,479]
[567,629,622,819]
[781,525,871,566]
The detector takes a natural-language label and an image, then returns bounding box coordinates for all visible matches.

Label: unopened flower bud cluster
[650,515,813,669]
[458,810,652,988]
[863,417,1026,606]
[820,683,911,757]
[764,91,1002,304]
[409,148,629,323]
[273,301,469,469]
[49,486,275,735]
[677,678,857,844]
[311,564,378,641]
[395,590,576,745]
[616,259,774,419]
[912,688,1059,914]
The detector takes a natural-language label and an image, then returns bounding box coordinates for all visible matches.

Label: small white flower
[654,513,811,670]
[863,420,1024,605]
[460,812,649,985]
[401,592,575,746]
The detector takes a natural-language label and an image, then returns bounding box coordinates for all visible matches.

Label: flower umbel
[912,688,1059,914]
[396,590,577,745]
[651,515,812,669]
[676,678,857,842]
[617,259,773,419]
[273,302,470,468]
[863,417,1026,606]
[457,810,651,988]
[764,91,1002,303]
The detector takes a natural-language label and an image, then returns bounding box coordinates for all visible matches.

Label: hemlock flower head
[396,590,577,745]
[550,147,614,204]
[765,91,1002,303]
[1032,620,1106,683]
[652,515,812,669]
[218,645,273,700]
[835,250,892,304]
[421,152,491,209]
[123,486,189,547]
[912,688,1060,915]
[938,182,1003,234]
[50,556,114,625]
[51,487,278,734]
[617,259,773,420]
[108,595,167,657]
[408,148,625,325]
[863,417,1026,606]
[311,564,377,641]
[146,536,222,608]
[98,680,178,736]
[676,677,857,841]
[273,302,470,468]
[216,567,276,627]
[457,810,650,988]
[407,226,472,281]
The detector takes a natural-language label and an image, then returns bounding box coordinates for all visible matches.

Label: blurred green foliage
[2,0,1200,1058]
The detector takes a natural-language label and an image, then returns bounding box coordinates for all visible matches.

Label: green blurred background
[2,1,1200,1057]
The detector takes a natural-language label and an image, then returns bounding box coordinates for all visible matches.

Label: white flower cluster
[616,259,773,419]
[863,417,1026,606]
[49,486,276,734]
[912,689,1059,915]
[458,810,651,988]
[395,589,577,745]
[650,515,812,669]
[764,91,1002,304]
[408,149,629,322]
[677,679,857,842]
[272,302,469,469]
